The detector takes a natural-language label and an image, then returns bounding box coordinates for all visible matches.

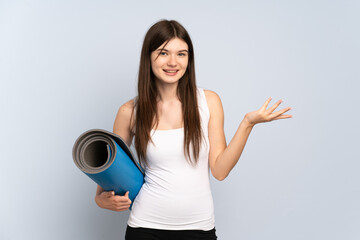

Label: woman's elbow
[212,171,228,181]
[210,160,229,181]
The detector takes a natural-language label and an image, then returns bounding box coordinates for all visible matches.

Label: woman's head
[138,20,196,97]
[134,20,202,166]
[150,37,189,87]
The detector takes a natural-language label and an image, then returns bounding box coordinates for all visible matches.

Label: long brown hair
[132,19,203,167]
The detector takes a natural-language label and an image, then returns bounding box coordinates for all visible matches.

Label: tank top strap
[196,88,210,135]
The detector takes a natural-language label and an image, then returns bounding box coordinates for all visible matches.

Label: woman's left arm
[205,90,292,181]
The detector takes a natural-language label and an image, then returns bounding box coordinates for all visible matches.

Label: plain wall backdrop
[1,0,359,239]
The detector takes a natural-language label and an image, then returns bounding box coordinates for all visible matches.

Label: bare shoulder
[203,89,221,101]
[116,99,135,120]
[203,89,223,115]
[120,98,135,113]
[113,98,136,145]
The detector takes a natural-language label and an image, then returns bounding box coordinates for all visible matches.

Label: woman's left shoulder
[203,89,222,104]
[202,89,223,116]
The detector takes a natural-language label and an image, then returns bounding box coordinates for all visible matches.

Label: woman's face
[150,38,189,86]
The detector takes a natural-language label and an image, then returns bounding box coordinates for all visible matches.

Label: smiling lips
[163,69,179,76]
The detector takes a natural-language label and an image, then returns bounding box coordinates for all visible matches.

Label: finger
[273,114,293,120]
[267,99,283,113]
[124,191,131,202]
[271,106,292,119]
[115,205,131,212]
[114,195,132,204]
[115,191,130,201]
[113,200,131,209]
[261,97,273,111]
[271,107,292,118]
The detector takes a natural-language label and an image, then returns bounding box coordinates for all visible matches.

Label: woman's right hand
[95,190,132,212]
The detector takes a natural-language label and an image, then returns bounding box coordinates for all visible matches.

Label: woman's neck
[155,81,180,103]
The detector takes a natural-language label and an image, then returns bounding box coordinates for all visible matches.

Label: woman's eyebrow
[156,49,188,52]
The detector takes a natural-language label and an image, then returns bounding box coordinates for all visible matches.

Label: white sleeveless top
[127,88,215,230]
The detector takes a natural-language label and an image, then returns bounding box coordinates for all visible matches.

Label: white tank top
[127,88,215,230]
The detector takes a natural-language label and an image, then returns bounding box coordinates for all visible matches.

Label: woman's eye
[160,52,167,56]
[178,53,187,56]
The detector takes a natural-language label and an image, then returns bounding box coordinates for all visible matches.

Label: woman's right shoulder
[113,98,137,145]
[121,98,136,111]
[116,98,136,119]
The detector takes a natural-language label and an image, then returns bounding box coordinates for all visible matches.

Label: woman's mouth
[163,69,179,76]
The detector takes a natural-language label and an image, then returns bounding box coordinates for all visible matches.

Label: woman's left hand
[244,97,292,127]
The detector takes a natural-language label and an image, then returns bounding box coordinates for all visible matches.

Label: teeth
[164,70,177,73]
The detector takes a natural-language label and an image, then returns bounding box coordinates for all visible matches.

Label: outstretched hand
[244,97,292,127]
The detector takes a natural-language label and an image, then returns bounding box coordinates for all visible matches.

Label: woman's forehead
[156,38,188,51]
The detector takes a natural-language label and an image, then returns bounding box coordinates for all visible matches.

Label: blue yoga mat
[72,129,144,209]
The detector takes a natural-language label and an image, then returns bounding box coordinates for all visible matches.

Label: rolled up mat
[72,129,144,209]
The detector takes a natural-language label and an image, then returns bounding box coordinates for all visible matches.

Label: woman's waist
[143,175,211,196]
[130,186,214,226]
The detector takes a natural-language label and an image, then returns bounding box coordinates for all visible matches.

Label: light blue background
[1,0,359,239]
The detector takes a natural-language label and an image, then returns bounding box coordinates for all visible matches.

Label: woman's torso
[127,87,215,230]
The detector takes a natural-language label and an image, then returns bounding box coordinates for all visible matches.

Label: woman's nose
[167,55,177,66]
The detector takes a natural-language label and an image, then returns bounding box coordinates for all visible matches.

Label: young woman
[94,19,292,240]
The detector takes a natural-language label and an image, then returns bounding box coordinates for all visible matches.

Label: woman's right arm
[94,99,135,211]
